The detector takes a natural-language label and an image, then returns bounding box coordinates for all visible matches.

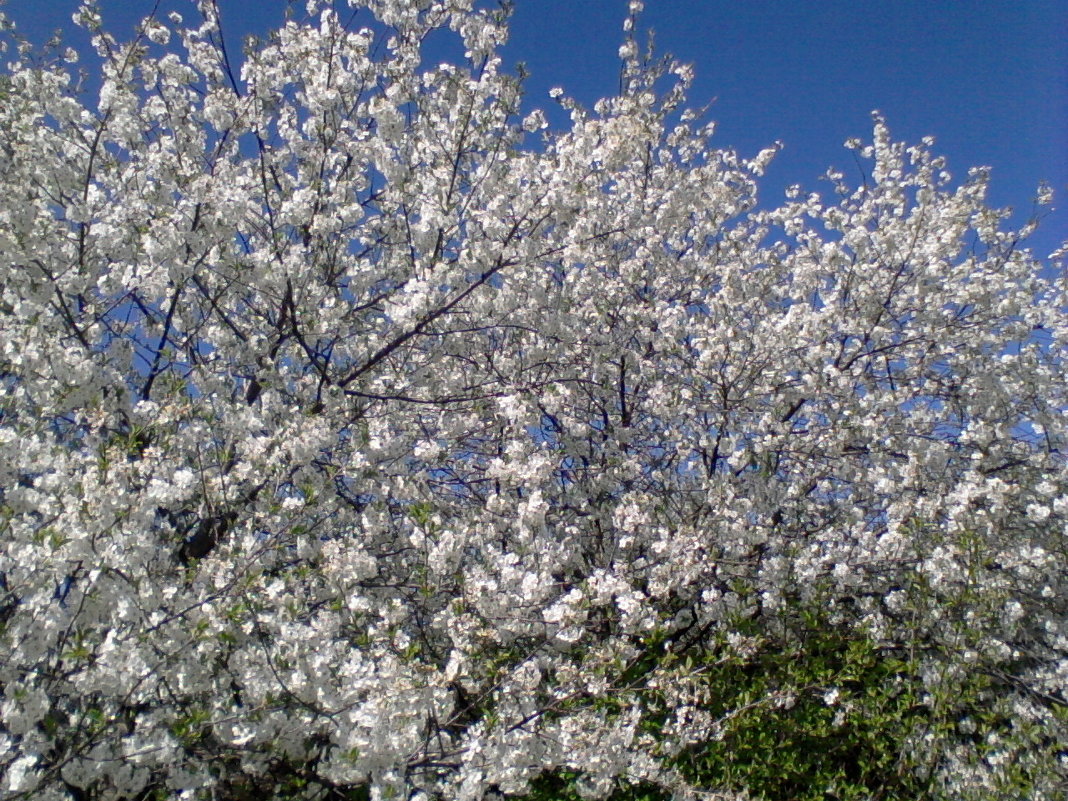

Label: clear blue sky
[8,0,1067,260]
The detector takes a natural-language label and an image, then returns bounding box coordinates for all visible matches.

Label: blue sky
[8,0,1066,260]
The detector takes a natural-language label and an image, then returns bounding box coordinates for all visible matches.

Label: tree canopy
[0,2,1066,799]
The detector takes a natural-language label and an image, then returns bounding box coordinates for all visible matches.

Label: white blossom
[0,2,1064,800]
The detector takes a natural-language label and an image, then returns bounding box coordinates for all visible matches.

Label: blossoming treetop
[0,1,1065,799]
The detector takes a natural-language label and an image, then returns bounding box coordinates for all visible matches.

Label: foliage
[0,1,1066,799]
[528,599,1068,801]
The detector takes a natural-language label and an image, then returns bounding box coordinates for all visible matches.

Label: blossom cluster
[0,2,1065,799]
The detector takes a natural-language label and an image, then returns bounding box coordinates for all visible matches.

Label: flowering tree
[1,1,1066,799]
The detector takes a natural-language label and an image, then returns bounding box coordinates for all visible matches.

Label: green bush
[525,608,1065,801]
